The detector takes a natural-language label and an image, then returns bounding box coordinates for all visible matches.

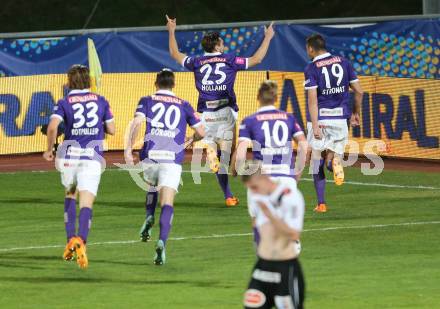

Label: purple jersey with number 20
[239,106,304,177]
[51,89,114,161]
[304,53,358,121]
[135,90,201,164]
[183,53,248,113]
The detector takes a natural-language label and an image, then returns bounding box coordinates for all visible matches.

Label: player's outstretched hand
[166,14,177,32]
[313,125,323,140]
[43,150,54,161]
[350,113,360,127]
[264,22,275,40]
[124,149,135,166]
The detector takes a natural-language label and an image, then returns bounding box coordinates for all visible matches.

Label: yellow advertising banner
[0,71,438,159]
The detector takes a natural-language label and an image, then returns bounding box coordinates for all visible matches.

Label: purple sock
[216,150,233,199]
[146,187,158,218]
[159,205,174,245]
[327,159,333,172]
[313,159,326,205]
[78,207,93,243]
[64,198,76,241]
[253,227,260,246]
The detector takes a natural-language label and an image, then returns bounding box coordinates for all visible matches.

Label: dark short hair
[155,69,175,89]
[258,80,278,105]
[306,33,326,51]
[240,160,263,183]
[201,32,222,53]
[67,64,90,90]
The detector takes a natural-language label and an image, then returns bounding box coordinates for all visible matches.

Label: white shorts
[201,106,238,144]
[142,163,182,192]
[56,159,102,196]
[307,120,348,155]
[247,176,297,218]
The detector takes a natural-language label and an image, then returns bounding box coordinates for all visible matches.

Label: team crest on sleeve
[53,106,59,111]
[235,57,246,65]
[137,104,143,108]
[244,289,266,308]
[304,79,310,86]
[239,124,246,129]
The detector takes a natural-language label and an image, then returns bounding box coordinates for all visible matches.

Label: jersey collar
[155,89,175,96]
[203,52,222,56]
[312,52,331,62]
[69,89,91,95]
[257,105,276,112]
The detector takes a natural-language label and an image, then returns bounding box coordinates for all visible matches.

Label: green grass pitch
[0,165,439,308]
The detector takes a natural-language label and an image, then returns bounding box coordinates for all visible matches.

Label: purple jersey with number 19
[182,52,248,113]
[239,106,304,177]
[51,89,114,161]
[304,52,358,121]
[135,90,201,164]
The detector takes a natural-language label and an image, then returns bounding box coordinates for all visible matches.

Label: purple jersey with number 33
[51,89,114,161]
[239,106,304,177]
[183,52,248,113]
[135,90,201,164]
[304,52,358,121]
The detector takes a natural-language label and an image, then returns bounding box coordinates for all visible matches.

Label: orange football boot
[63,237,76,261]
[313,203,328,213]
[225,196,239,207]
[72,237,88,269]
[332,156,344,186]
[206,146,220,173]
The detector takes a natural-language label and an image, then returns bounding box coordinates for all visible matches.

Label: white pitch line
[1,221,439,254]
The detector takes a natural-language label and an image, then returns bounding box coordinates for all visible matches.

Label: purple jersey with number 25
[183,53,248,113]
[135,90,201,164]
[304,53,358,120]
[239,106,304,177]
[51,89,114,161]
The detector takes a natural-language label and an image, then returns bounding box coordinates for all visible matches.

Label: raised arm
[166,15,187,65]
[43,117,62,161]
[248,22,275,68]
[349,81,364,127]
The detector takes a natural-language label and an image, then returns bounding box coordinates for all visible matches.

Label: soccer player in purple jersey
[232,81,307,246]
[166,15,275,207]
[125,69,205,265]
[304,34,363,213]
[43,65,115,269]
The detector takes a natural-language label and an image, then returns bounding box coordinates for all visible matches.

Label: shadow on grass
[0,276,222,286]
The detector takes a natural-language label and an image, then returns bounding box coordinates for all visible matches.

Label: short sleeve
[290,115,304,138]
[347,61,359,83]
[282,189,305,231]
[135,97,149,118]
[182,56,196,71]
[50,100,66,122]
[238,117,252,141]
[102,98,114,123]
[231,55,248,71]
[184,101,201,127]
[304,65,318,90]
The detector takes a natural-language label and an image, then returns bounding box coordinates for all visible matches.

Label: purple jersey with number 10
[304,52,358,121]
[239,106,304,177]
[135,90,201,164]
[183,52,248,113]
[51,89,114,161]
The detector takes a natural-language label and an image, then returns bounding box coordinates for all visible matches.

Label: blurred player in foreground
[241,162,305,309]
[304,34,363,213]
[125,69,205,265]
[166,15,275,207]
[232,80,307,246]
[43,65,115,269]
